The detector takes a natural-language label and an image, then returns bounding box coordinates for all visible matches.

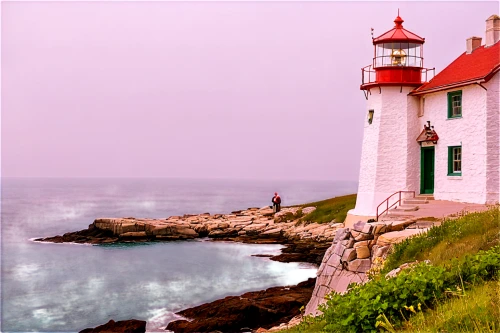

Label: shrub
[319,246,500,333]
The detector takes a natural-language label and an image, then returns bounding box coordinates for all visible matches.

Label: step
[403,199,428,205]
[392,205,419,212]
[406,221,438,229]
[416,195,434,200]
[386,210,417,217]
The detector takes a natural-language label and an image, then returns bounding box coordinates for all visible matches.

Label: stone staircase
[389,194,434,213]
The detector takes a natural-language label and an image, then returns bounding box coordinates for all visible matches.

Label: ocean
[1,178,357,332]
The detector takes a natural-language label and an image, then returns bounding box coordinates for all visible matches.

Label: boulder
[352,221,366,232]
[333,242,347,256]
[326,254,342,268]
[355,246,370,259]
[354,232,374,241]
[243,223,268,234]
[350,230,360,238]
[361,223,373,234]
[353,240,369,248]
[260,228,283,237]
[333,228,350,242]
[341,238,356,249]
[347,259,371,272]
[341,248,357,262]
[377,229,427,247]
[372,223,388,235]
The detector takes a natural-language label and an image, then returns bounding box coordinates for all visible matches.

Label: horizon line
[0,176,359,183]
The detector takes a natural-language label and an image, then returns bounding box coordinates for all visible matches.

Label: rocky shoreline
[166,278,316,333]
[35,206,342,265]
[35,205,342,331]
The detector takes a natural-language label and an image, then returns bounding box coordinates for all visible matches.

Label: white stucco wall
[352,90,382,216]
[352,86,420,217]
[351,74,499,218]
[351,71,498,217]
[485,72,500,203]
[420,82,491,203]
[406,94,421,192]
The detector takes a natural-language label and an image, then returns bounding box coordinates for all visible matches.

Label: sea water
[1,178,357,332]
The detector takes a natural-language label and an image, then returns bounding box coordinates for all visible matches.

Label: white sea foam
[11,263,40,280]
[264,261,317,286]
[85,277,105,288]
[146,308,188,332]
[32,308,65,325]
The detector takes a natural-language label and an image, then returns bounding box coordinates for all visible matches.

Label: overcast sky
[2,1,497,180]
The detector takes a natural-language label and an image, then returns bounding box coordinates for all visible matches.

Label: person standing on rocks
[272,192,281,213]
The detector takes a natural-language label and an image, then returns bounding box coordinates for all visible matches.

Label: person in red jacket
[272,192,281,213]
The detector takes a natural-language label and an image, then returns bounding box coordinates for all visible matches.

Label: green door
[421,147,435,194]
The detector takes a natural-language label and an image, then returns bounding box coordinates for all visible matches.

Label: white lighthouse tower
[346,14,433,225]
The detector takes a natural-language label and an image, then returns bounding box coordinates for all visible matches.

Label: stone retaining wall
[305,220,428,315]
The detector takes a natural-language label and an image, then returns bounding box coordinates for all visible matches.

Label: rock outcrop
[35,206,345,244]
[35,206,345,265]
[165,278,316,333]
[79,319,146,333]
[305,220,428,315]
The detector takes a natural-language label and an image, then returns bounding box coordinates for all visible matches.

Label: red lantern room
[361,14,434,90]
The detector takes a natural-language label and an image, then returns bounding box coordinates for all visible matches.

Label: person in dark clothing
[272,192,281,213]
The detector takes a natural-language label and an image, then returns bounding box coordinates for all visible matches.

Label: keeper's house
[347,14,500,223]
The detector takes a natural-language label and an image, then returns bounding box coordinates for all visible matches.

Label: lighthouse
[346,14,434,224]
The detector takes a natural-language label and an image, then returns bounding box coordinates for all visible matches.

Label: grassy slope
[296,194,357,224]
[383,208,499,272]
[280,207,500,333]
[401,280,500,333]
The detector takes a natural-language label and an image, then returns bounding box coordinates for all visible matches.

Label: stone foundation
[305,220,428,315]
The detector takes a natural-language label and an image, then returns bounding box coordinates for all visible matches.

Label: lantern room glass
[374,43,423,68]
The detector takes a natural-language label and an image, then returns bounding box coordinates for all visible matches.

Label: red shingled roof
[411,42,500,95]
[373,16,425,44]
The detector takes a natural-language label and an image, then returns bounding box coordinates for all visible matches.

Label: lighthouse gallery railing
[361,65,436,86]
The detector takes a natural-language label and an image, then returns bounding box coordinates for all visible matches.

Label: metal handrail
[376,190,416,221]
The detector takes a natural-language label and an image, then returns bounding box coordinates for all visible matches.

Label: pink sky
[2,1,497,180]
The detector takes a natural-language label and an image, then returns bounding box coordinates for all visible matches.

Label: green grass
[279,208,500,333]
[400,280,500,333]
[282,280,500,333]
[383,207,500,273]
[282,319,327,333]
[295,194,357,224]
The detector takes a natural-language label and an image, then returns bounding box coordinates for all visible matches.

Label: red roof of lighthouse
[373,15,425,44]
[411,42,500,95]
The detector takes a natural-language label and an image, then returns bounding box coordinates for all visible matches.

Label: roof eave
[409,65,500,96]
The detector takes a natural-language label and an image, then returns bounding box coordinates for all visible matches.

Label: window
[447,91,462,118]
[448,146,462,176]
